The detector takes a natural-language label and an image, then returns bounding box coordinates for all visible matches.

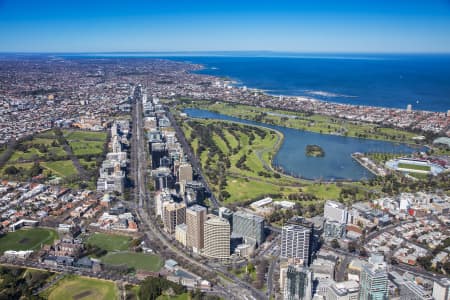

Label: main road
[131,86,147,209]
[165,107,219,209]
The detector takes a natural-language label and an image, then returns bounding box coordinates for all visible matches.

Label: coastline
[193,61,450,114]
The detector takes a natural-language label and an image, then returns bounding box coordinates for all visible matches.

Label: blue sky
[1,0,450,53]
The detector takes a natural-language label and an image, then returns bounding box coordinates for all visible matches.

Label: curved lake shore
[184,108,421,181]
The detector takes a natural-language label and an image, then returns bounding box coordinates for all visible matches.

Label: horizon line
[1,50,450,56]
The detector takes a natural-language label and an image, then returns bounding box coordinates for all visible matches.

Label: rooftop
[187,204,207,213]
[234,210,265,222]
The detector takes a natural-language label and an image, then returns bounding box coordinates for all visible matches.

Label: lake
[184,108,421,181]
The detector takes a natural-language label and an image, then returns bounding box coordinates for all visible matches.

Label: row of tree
[0,266,51,300]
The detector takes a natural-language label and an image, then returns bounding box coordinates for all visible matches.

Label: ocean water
[170,54,450,112]
[184,108,421,181]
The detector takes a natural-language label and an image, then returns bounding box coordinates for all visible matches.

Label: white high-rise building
[203,215,230,259]
[324,200,348,224]
[156,189,172,217]
[407,104,412,112]
[281,224,311,265]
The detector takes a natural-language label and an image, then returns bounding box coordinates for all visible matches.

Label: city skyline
[0,1,449,299]
[1,0,450,53]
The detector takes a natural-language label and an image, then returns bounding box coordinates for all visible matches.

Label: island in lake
[306,145,325,157]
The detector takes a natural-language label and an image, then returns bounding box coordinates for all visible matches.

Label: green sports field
[63,130,107,141]
[69,140,105,156]
[398,163,431,172]
[0,228,58,254]
[101,252,164,272]
[85,233,132,252]
[42,276,117,300]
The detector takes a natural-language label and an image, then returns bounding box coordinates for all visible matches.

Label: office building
[218,207,234,229]
[324,220,346,239]
[203,215,230,259]
[175,224,187,247]
[433,278,450,300]
[184,181,206,204]
[152,167,175,190]
[151,142,168,169]
[281,224,312,265]
[359,254,389,300]
[155,189,173,217]
[310,258,336,279]
[163,202,186,234]
[186,204,207,253]
[327,281,360,300]
[178,163,193,183]
[97,153,126,194]
[232,210,265,246]
[160,156,172,168]
[324,200,348,224]
[399,280,432,300]
[280,263,313,300]
[235,243,255,258]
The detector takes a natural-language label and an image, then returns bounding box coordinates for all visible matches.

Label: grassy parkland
[0,228,58,254]
[0,266,54,299]
[63,130,107,157]
[177,99,420,144]
[0,128,108,188]
[85,232,164,273]
[180,117,371,212]
[41,275,118,300]
[85,232,133,252]
[172,99,450,209]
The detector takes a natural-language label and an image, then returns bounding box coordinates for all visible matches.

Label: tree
[417,256,433,271]
[359,247,368,257]
[220,190,230,200]
[443,261,450,274]
[330,239,340,249]
[4,165,19,175]
[28,161,42,177]
[246,262,255,273]
[348,241,357,253]
[139,277,186,300]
